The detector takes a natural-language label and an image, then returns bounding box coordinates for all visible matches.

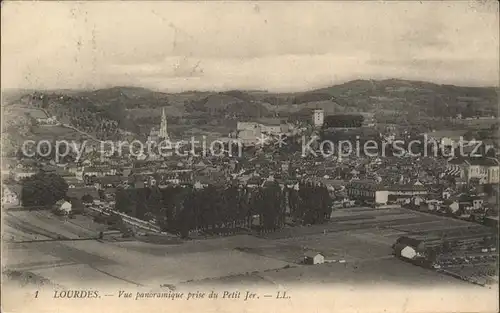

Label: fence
[86,206,161,233]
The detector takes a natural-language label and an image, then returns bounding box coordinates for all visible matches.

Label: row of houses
[446,157,499,185]
[346,180,427,205]
[236,120,293,146]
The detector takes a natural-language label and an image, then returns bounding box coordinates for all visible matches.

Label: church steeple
[159,107,169,140]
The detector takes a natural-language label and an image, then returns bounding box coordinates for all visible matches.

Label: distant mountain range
[3,79,498,139]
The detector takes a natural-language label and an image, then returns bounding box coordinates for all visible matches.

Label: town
[2,88,498,288]
[1,5,499,312]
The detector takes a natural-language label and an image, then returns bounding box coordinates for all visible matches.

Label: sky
[1,1,499,92]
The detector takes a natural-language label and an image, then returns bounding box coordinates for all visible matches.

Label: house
[36,115,58,125]
[411,195,425,206]
[346,180,389,205]
[193,181,205,189]
[425,199,442,212]
[13,169,37,181]
[237,120,291,146]
[442,187,453,200]
[54,200,72,215]
[1,185,21,206]
[281,161,290,173]
[447,157,499,184]
[78,166,119,181]
[442,199,460,214]
[304,252,325,265]
[457,194,483,212]
[392,236,425,260]
[386,184,428,202]
[96,175,124,189]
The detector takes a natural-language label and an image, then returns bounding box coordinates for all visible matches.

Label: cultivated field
[2,207,495,289]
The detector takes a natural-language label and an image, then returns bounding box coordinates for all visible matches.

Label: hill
[3,79,497,140]
[184,93,270,118]
[310,79,498,117]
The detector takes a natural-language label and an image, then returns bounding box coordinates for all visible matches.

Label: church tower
[159,107,169,140]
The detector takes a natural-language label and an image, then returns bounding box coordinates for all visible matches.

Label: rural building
[54,200,72,215]
[442,199,460,214]
[392,236,425,260]
[1,185,21,206]
[304,252,325,265]
[425,199,442,211]
[347,180,389,205]
[411,195,425,206]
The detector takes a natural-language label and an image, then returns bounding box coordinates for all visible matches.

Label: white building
[392,236,425,260]
[312,109,324,127]
[55,200,72,215]
[236,121,290,146]
[304,252,325,265]
[1,186,21,206]
[346,180,389,205]
[447,157,499,184]
[36,115,58,125]
[13,170,37,181]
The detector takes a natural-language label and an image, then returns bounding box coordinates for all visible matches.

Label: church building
[148,107,170,143]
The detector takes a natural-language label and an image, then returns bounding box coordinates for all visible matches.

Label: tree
[115,188,140,216]
[21,171,68,207]
[81,194,94,204]
[98,189,105,200]
[323,114,364,128]
[146,186,164,221]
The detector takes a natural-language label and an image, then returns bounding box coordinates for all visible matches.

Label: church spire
[159,107,169,140]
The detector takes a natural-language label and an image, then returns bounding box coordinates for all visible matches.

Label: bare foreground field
[2,207,496,290]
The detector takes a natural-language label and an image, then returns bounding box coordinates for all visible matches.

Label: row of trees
[21,172,68,207]
[323,114,365,128]
[115,182,332,237]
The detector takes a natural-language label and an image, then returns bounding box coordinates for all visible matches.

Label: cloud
[1,1,498,91]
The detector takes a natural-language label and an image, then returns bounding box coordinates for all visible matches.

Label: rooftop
[449,157,499,167]
[304,251,323,258]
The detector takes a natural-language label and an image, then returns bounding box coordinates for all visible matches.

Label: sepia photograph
[1,1,499,312]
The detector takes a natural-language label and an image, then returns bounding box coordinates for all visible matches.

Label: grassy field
[2,206,495,289]
[457,118,498,129]
[3,211,106,242]
[26,125,90,141]
[3,106,48,119]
